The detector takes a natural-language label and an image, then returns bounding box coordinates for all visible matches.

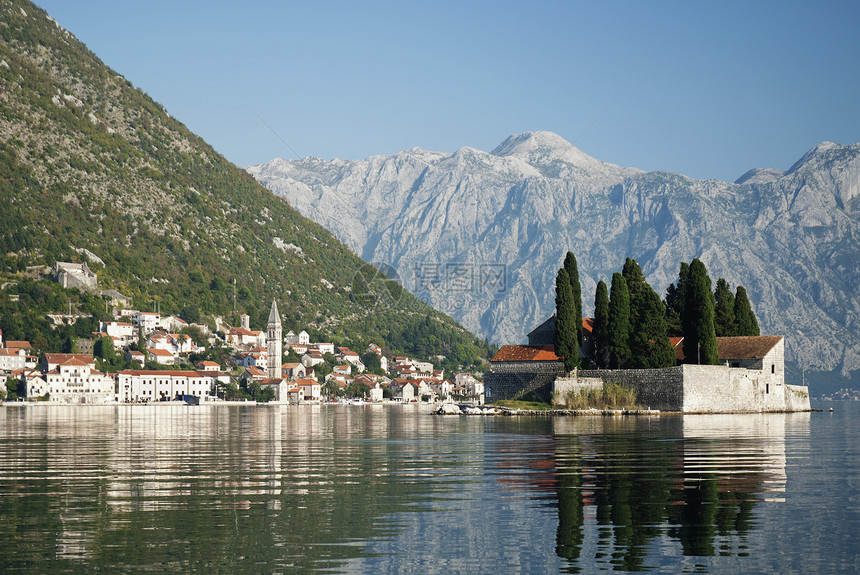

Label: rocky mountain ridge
[249,131,860,385]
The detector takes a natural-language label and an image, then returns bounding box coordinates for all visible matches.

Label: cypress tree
[682,258,718,364]
[607,273,631,369]
[593,280,610,368]
[665,262,689,336]
[734,286,760,336]
[629,284,676,368]
[554,268,578,372]
[622,257,646,305]
[563,251,583,346]
[713,278,736,336]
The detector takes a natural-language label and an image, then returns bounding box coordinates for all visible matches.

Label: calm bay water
[0,401,857,574]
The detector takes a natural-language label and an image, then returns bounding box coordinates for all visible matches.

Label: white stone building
[28,354,115,403]
[116,369,214,402]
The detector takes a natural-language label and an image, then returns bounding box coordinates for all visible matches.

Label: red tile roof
[147,348,174,357]
[119,369,205,378]
[45,353,93,364]
[582,317,594,337]
[673,336,783,362]
[717,336,783,360]
[491,345,560,362]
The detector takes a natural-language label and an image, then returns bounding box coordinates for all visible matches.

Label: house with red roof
[28,354,115,403]
[225,326,266,349]
[146,348,175,365]
[295,378,321,401]
[240,366,267,384]
[196,361,221,372]
[0,347,29,373]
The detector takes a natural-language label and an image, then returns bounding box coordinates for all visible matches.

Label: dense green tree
[94,336,116,364]
[180,305,201,324]
[629,285,676,368]
[733,286,760,336]
[563,251,583,345]
[622,257,673,367]
[593,280,610,368]
[713,278,736,337]
[554,267,579,373]
[246,379,264,401]
[5,377,21,401]
[360,351,385,376]
[622,258,647,304]
[607,273,631,369]
[682,259,718,364]
[665,262,690,336]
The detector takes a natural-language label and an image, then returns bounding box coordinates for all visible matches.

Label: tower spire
[268,299,281,326]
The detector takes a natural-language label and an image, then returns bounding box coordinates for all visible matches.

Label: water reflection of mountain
[550,414,804,571]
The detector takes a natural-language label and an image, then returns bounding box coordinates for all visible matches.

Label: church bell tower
[267,299,282,379]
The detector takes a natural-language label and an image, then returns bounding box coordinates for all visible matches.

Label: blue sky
[33,1,860,181]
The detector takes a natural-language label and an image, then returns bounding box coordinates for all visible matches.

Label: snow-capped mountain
[248,131,860,384]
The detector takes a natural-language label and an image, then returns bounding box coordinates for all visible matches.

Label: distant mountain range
[249,131,860,386]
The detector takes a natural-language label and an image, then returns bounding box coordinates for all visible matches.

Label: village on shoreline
[0,262,486,406]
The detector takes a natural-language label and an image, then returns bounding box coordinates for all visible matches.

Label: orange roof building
[490,345,560,363]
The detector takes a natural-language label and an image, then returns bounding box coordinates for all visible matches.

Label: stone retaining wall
[484,361,563,402]
[578,367,685,411]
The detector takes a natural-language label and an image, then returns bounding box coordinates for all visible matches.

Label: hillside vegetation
[0,0,491,370]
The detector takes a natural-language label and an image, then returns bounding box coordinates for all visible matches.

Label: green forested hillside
[0,0,490,369]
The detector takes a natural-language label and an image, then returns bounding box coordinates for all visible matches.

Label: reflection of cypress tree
[715,490,757,537]
[611,437,673,571]
[555,468,585,566]
[555,428,766,567]
[586,434,677,571]
[675,476,719,556]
